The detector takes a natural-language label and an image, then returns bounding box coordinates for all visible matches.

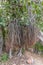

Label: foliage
[34,41,43,53]
[0,53,8,62]
[0,0,43,28]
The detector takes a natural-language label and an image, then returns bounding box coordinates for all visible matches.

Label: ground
[0,51,43,65]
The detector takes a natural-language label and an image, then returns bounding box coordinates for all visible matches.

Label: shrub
[33,41,43,54]
[1,53,8,62]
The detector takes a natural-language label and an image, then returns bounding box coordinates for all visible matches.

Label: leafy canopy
[0,0,43,31]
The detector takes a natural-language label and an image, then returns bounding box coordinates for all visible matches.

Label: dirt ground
[0,51,43,65]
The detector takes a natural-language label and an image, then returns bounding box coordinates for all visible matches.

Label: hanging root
[9,48,13,59]
[17,48,23,57]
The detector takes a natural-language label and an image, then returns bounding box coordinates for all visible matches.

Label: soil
[0,51,43,65]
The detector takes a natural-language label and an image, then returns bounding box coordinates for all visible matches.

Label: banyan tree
[0,0,43,58]
[5,19,39,58]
